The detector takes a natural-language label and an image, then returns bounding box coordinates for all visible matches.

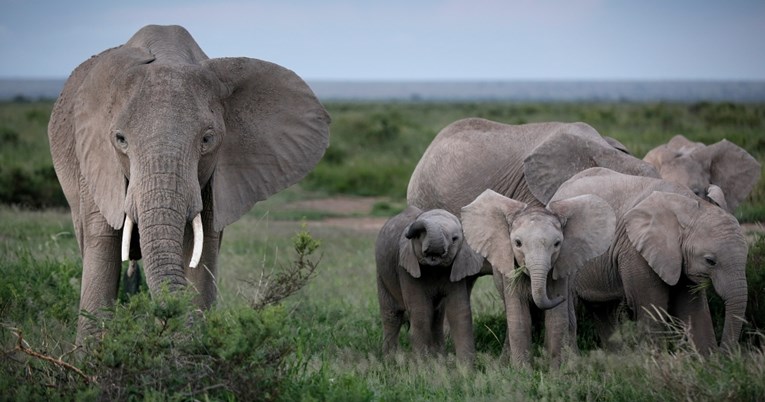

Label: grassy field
[1,100,765,400]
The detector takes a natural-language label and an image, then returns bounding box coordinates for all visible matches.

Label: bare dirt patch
[287,196,389,233]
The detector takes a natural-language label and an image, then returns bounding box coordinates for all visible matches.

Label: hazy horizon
[2,1,764,81]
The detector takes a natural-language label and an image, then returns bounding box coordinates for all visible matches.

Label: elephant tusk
[121,215,133,262]
[189,214,204,268]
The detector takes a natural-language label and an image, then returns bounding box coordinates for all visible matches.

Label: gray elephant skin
[375,206,483,363]
[48,25,330,344]
[643,134,761,213]
[550,168,748,353]
[461,190,615,367]
[407,118,659,216]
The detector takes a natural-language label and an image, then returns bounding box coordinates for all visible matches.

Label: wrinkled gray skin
[551,168,748,354]
[643,134,761,213]
[375,206,483,364]
[461,190,615,368]
[48,25,330,345]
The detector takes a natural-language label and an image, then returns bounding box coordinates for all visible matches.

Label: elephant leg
[587,302,622,350]
[432,298,447,354]
[445,283,476,364]
[408,305,436,356]
[621,251,670,340]
[505,281,532,367]
[377,276,405,356]
[669,286,716,354]
[544,276,570,368]
[76,184,122,345]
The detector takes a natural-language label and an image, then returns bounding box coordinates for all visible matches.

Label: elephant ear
[693,139,761,211]
[706,184,729,211]
[547,194,616,280]
[205,58,331,231]
[624,191,699,286]
[603,136,631,155]
[450,240,484,282]
[73,46,156,229]
[399,221,424,278]
[525,129,658,204]
[461,189,527,277]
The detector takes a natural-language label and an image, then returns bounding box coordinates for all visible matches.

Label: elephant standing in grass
[48,25,330,344]
[548,168,749,353]
[461,190,615,367]
[643,134,761,212]
[375,206,483,364]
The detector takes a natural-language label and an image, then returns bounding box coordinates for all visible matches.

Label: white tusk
[121,215,133,262]
[190,214,204,268]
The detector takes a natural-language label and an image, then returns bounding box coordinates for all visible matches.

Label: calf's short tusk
[190,214,204,268]
[121,215,133,262]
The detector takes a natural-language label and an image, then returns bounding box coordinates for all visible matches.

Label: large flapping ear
[399,221,423,278]
[694,139,761,212]
[205,58,331,231]
[450,241,485,282]
[461,189,527,277]
[525,130,659,205]
[547,194,616,280]
[72,46,156,229]
[624,191,699,286]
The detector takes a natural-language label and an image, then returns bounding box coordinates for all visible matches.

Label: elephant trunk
[528,261,564,310]
[716,275,748,350]
[422,220,447,257]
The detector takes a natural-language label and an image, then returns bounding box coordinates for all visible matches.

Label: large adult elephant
[48,25,330,344]
[407,118,659,216]
[548,168,748,353]
[643,134,761,213]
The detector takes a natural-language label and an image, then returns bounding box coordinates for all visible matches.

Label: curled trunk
[528,262,564,310]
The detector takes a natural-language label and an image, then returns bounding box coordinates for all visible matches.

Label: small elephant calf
[375,206,483,363]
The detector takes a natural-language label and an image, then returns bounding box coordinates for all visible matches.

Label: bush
[1,227,323,401]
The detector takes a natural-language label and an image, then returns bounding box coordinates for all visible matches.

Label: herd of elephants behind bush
[2,23,765,399]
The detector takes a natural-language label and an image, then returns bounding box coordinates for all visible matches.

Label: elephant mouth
[120,213,204,269]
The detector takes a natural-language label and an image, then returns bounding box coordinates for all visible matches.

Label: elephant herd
[377,118,760,367]
[49,25,760,369]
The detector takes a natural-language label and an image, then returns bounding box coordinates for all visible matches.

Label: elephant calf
[461,190,615,368]
[375,206,483,364]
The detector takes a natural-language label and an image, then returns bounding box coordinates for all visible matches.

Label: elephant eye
[115,131,128,148]
[514,239,522,247]
[554,240,561,248]
[452,235,460,242]
[705,257,717,267]
[201,129,216,153]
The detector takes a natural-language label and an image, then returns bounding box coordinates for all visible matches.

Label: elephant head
[624,191,748,349]
[643,135,761,212]
[461,189,615,309]
[399,209,483,282]
[53,25,330,295]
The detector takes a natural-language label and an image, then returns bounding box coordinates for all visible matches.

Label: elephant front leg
[76,191,122,346]
[544,276,571,368]
[505,282,533,367]
[669,286,716,354]
[444,283,476,365]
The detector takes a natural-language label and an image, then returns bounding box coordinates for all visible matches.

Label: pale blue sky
[1,0,764,80]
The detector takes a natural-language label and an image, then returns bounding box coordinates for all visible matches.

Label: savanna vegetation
[1,100,764,400]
